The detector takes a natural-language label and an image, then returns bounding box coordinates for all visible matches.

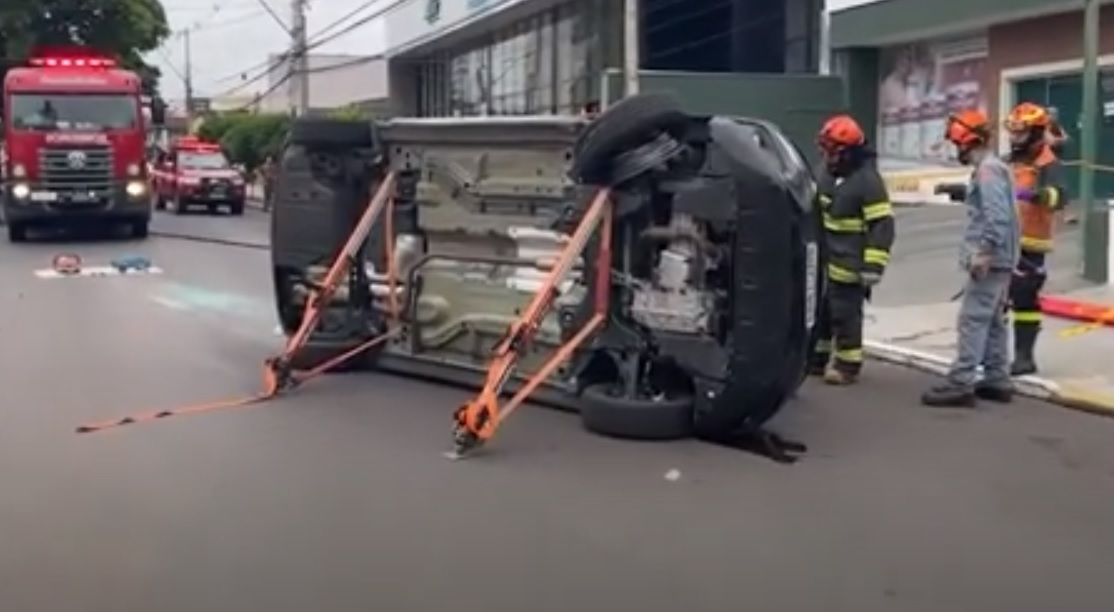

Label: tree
[198,112,291,173]
[0,0,170,95]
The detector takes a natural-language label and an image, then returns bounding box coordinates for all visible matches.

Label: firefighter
[922,110,1020,407]
[1004,102,1066,375]
[809,115,896,385]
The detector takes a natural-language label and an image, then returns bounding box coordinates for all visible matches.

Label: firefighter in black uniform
[809,115,897,385]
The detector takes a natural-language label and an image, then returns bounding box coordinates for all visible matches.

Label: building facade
[833,0,1114,178]
[383,0,825,117]
[257,53,389,114]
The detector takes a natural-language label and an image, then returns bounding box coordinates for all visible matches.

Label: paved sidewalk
[864,290,1114,416]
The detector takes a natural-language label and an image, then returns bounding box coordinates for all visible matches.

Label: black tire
[571,92,688,184]
[154,194,166,210]
[130,219,149,239]
[691,120,819,440]
[287,342,377,373]
[230,201,245,216]
[172,194,187,215]
[7,222,28,243]
[289,117,375,149]
[580,383,694,441]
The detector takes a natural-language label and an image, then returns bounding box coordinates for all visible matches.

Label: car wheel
[130,219,149,239]
[570,92,688,185]
[690,138,816,441]
[230,201,245,216]
[579,383,694,441]
[7,222,28,243]
[289,117,376,148]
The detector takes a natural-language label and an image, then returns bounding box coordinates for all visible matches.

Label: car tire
[570,92,688,185]
[7,222,28,243]
[579,383,694,441]
[690,123,821,441]
[131,219,149,239]
[287,342,378,373]
[230,201,245,216]
[289,118,376,149]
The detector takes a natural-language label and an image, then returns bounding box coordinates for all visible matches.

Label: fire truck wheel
[230,201,245,216]
[130,220,149,239]
[570,92,688,185]
[7,222,28,243]
[154,195,166,210]
[171,195,187,215]
[289,118,376,149]
[579,383,694,441]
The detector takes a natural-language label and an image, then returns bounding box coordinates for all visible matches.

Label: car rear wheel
[579,383,694,441]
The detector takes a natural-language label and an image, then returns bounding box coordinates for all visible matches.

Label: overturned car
[270,93,825,458]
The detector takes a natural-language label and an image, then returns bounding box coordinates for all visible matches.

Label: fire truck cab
[1,49,152,242]
[152,136,246,216]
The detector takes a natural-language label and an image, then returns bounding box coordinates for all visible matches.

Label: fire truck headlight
[125,181,147,197]
[11,183,31,199]
[11,164,26,178]
[126,163,141,176]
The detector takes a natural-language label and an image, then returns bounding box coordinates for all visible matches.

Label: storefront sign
[877,34,988,165]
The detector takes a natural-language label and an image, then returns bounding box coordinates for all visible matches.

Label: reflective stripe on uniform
[835,348,864,363]
[862,201,894,221]
[827,263,858,283]
[814,339,832,352]
[1042,187,1060,209]
[1013,310,1042,323]
[1021,235,1053,252]
[823,214,864,233]
[864,248,890,266]
[819,194,832,205]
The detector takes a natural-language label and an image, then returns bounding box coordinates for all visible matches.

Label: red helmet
[817,114,865,152]
[945,110,991,148]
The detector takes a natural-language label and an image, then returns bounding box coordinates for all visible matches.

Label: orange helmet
[1005,102,1051,132]
[945,110,991,148]
[818,114,865,151]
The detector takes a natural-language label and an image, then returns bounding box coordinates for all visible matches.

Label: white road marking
[34,266,164,279]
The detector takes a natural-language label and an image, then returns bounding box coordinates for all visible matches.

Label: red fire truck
[1,48,153,242]
[152,136,247,215]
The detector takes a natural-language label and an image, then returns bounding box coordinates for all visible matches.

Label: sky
[153,0,390,101]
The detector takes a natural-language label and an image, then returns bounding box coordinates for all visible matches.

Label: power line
[211,0,400,97]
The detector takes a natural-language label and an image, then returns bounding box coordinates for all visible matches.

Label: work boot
[807,358,829,377]
[921,382,977,408]
[822,366,858,386]
[974,382,1014,403]
[1010,325,1040,376]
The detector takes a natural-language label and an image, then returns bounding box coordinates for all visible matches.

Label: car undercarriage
[268,93,825,461]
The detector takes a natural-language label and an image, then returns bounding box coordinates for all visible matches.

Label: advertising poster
[877,35,988,164]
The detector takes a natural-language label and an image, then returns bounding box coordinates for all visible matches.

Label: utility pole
[622,0,639,96]
[183,28,194,117]
[290,0,310,115]
[1079,0,1108,283]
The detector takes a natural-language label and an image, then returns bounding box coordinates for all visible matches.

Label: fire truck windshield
[9,93,138,131]
[178,150,230,169]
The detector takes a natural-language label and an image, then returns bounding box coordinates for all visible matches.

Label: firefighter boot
[921,383,977,408]
[822,366,858,386]
[1010,325,1039,376]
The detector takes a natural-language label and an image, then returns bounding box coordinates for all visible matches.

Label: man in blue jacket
[922,110,1021,407]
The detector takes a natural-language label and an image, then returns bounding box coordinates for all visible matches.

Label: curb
[863,340,1114,418]
[1040,294,1114,326]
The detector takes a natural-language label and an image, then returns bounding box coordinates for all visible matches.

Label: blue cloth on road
[961,155,1020,272]
[949,270,1012,387]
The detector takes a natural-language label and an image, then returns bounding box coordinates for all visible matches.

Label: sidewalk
[864,286,1114,416]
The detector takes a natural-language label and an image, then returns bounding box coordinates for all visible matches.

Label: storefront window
[877,35,987,164]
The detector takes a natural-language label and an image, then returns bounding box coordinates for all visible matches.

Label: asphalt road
[2,209,1113,612]
[874,205,1088,307]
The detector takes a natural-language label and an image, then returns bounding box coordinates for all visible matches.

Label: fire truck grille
[38,145,114,191]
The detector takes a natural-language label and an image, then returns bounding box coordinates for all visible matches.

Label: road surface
[1,209,1112,612]
[875,205,1088,307]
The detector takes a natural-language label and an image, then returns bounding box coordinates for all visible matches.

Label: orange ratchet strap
[76,172,401,434]
[447,188,613,459]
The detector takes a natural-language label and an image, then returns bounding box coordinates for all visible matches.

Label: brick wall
[987,6,1114,122]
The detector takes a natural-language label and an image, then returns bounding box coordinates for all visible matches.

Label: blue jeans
[947,270,1012,388]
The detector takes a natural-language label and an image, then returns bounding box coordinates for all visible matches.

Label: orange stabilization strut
[448,188,613,459]
[75,173,401,434]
